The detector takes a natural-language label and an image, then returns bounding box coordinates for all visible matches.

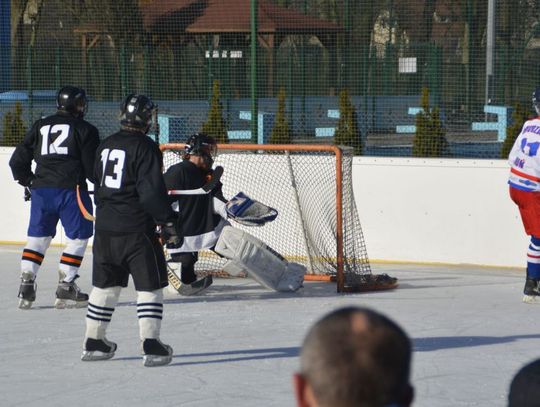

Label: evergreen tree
[202,80,228,143]
[269,87,291,144]
[2,102,26,147]
[501,102,529,158]
[412,87,448,157]
[334,89,361,154]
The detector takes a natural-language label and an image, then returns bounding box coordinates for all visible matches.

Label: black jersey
[94,129,174,233]
[9,111,99,189]
[163,160,223,251]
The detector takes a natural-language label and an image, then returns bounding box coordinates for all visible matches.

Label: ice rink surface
[1,244,537,407]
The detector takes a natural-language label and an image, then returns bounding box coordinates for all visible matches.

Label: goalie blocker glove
[225,192,278,227]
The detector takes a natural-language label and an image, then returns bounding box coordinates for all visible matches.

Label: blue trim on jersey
[508,181,535,192]
[28,188,93,239]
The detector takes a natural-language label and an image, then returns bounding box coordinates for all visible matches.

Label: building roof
[141,0,341,34]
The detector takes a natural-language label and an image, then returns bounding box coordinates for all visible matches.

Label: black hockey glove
[160,220,183,249]
[17,174,35,188]
[18,175,35,201]
[24,186,31,201]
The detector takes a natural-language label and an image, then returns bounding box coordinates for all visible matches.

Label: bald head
[296,307,413,407]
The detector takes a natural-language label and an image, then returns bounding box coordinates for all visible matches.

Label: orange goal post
[161,143,397,293]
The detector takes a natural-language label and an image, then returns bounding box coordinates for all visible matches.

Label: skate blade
[523,294,540,304]
[54,298,88,309]
[81,350,115,361]
[18,298,33,309]
[143,354,173,367]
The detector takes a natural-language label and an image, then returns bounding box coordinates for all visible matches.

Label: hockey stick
[167,264,183,291]
[76,185,95,221]
[167,166,223,196]
[166,262,213,296]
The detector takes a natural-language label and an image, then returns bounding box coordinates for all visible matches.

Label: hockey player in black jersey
[163,133,223,295]
[9,85,100,309]
[81,94,181,367]
[163,134,305,294]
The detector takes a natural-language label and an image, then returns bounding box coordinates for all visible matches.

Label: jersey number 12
[40,124,70,155]
[100,148,126,189]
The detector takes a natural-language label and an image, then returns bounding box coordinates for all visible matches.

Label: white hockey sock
[137,289,164,340]
[85,287,121,340]
[21,236,52,277]
[59,238,88,282]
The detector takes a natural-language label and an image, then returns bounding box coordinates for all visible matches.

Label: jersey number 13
[100,148,126,189]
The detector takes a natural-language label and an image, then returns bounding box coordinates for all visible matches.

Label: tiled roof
[141,0,341,34]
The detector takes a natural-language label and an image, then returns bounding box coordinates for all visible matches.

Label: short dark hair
[299,306,412,407]
[509,359,540,407]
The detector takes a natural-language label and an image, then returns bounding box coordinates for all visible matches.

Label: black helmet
[184,133,217,168]
[56,85,88,118]
[533,87,540,116]
[120,94,156,132]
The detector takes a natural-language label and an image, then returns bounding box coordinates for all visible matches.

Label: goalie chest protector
[164,160,222,239]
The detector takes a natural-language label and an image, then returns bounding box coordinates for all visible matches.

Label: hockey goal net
[161,143,397,293]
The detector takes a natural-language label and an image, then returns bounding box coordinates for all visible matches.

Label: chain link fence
[1,0,539,158]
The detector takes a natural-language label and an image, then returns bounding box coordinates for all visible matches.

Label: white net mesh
[162,144,396,292]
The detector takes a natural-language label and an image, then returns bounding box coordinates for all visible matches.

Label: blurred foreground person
[508,358,540,407]
[293,306,414,407]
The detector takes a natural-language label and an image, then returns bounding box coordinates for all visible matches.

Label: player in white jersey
[508,87,540,303]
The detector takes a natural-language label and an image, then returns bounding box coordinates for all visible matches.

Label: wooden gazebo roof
[141,0,341,34]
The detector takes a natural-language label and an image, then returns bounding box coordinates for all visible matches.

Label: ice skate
[18,271,36,309]
[177,275,213,296]
[523,278,540,304]
[81,338,117,361]
[54,272,89,309]
[141,338,173,367]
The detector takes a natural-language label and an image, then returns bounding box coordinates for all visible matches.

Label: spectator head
[509,358,540,407]
[293,306,413,407]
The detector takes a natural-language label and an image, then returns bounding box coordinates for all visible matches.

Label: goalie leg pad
[277,262,306,292]
[214,226,305,292]
[222,259,247,277]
